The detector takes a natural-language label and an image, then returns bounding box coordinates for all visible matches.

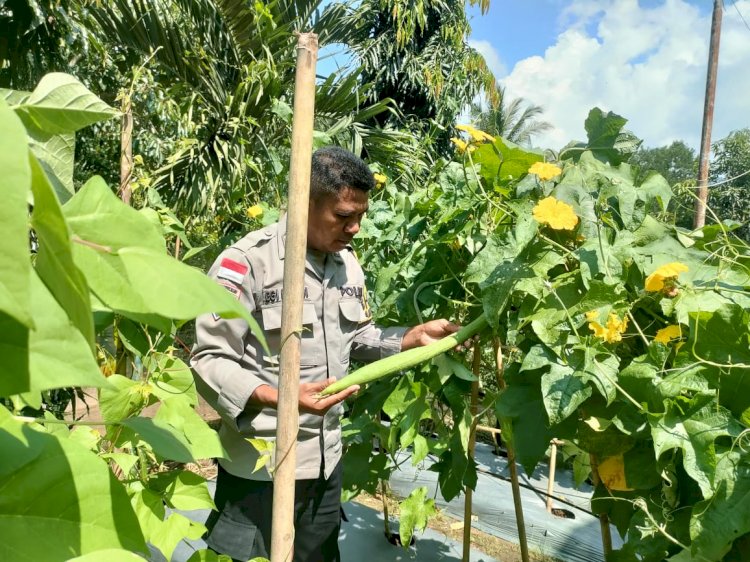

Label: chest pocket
[260,303,323,367]
[338,299,369,361]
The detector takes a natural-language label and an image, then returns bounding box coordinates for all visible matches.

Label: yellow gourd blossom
[451,137,475,154]
[532,196,579,230]
[645,262,688,292]
[597,454,634,491]
[456,124,495,143]
[373,173,387,188]
[528,161,563,181]
[654,325,682,344]
[246,204,263,219]
[587,310,629,343]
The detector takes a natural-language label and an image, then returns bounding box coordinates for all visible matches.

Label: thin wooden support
[493,337,529,562]
[462,340,481,562]
[590,454,614,559]
[270,32,318,562]
[546,440,558,513]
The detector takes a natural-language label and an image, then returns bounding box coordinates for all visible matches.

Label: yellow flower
[246,204,263,219]
[528,161,563,181]
[654,325,682,344]
[456,124,494,143]
[373,173,387,188]
[585,310,599,322]
[588,312,629,343]
[645,262,689,292]
[532,196,579,230]
[451,137,475,154]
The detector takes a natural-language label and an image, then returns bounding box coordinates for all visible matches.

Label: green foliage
[0,73,264,560]
[709,128,750,241]
[346,108,750,558]
[397,487,437,547]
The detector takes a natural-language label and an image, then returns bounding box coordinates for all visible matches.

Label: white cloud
[469,39,507,79]
[501,0,750,152]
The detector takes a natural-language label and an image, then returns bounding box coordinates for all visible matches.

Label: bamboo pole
[119,96,133,206]
[493,337,529,562]
[589,454,613,558]
[462,341,481,562]
[114,96,133,377]
[270,32,318,562]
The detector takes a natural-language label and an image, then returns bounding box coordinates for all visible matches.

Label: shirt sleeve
[191,247,265,432]
[350,321,407,362]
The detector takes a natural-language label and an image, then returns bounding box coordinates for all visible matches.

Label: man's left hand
[401,319,461,350]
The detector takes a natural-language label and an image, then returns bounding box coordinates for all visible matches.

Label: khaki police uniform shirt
[191,215,406,480]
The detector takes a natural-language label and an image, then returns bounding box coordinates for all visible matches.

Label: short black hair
[310,146,375,200]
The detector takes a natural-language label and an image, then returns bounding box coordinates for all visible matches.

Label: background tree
[629,140,698,229]
[470,84,552,146]
[336,0,498,152]
[708,128,750,241]
[629,140,697,186]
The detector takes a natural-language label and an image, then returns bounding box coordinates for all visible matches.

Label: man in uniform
[192,146,459,562]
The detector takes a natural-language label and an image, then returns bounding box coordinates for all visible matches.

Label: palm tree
[470,85,552,146]
[330,0,498,149]
[84,0,414,223]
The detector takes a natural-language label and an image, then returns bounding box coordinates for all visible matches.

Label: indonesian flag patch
[217,258,248,284]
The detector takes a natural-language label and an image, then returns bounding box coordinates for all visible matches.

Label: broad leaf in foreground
[0,408,146,560]
[0,98,33,330]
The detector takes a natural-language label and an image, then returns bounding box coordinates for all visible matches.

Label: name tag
[261,287,310,306]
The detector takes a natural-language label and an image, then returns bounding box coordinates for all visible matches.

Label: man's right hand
[250,379,359,416]
[299,378,359,415]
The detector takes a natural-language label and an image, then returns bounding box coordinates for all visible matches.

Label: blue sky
[465,0,749,150]
[318,1,749,151]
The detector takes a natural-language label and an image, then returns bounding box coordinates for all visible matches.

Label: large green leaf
[13,73,117,135]
[1,270,107,398]
[0,98,33,329]
[26,270,107,393]
[686,455,750,561]
[496,385,557,474]
[30,155,94,348]
[583,107,637,165]
[148,469,215,511]
[472,137,542,184]
[0,407,147,560]
[63,176,166,254]
[541,362,593,425]
[99,375,151,423]
[123,398,227,463]
[398,486,436,548]
[27,125,76,202]
[649,396,735,498]
[63,177,260,333]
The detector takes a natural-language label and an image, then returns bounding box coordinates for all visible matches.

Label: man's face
[307,186,369,253]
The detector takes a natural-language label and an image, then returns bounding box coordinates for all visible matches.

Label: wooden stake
[119,96,133,206]
[590,454,613,558]
[694,0,723,229]
[546,440,558,513]
[114,96,133,377]
[270,32,318,562]
[493,337,530,562]
[462,341,481,562]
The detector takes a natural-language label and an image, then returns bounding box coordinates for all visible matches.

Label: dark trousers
[205,462,343,562]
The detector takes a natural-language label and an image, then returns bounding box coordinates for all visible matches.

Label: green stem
[320,315,489,396]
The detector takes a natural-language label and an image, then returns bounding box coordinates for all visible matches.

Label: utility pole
[694,0,723,229]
